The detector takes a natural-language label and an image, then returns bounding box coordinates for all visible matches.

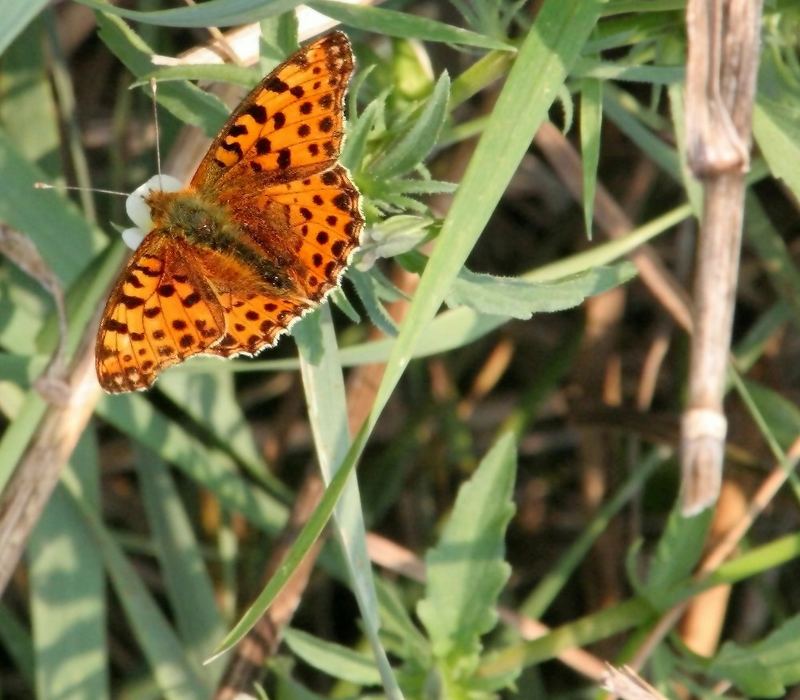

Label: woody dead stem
[681,0,764,515]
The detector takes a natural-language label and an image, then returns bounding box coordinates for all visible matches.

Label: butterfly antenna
[150,77,163,189]
[34,182,129,197]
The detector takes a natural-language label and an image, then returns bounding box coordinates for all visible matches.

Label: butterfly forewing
[193,32,354,189]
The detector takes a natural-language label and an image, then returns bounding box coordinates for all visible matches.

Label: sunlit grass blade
[135,448,225,679]
[29,435,108,699]
[207,0,603,663]
[296,307,403,699]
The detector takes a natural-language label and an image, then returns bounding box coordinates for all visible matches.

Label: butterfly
[96,32,363,393]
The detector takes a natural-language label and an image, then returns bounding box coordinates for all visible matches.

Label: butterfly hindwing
[96,235,225,392]
[253,165,363,300]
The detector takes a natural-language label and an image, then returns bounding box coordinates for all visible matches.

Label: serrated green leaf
[372,72,450,179]
[709,615,800,698]
[417,433,517,670]
[329,286,361,323]
[446,264,637,319]
[283,628,382,686]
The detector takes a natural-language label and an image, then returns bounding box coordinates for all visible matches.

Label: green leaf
[295,307,402,699]
[446,264,637,319]
[580,78,602,238]
[309,1,515,51]
[709,615,800,698]
[753,98,800,207]
[78,0,304,28]
[417,433,517,670]
[742,380,800,452]
[135,64,261,88]
[640,503,712,607]
[283,628,382,686]
[372,72,451,179]
[60,468,209,698]
[341,92,385,173]
[29,435,108,699]
[356,215,433,270]
[0,133,106,287]
[135,449,224,675]
[349,268,399,337]
[0,0,48,56]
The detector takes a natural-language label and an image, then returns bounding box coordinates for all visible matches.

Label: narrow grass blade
[519,447,667,620]
[60,467,210,698]
[135,449,225,678]
[208,1,603,660]
[96,395,289,534]
[295,307,403,699]
[0,0,48,56]
[309,1,515,51]
[79,0,304,28]
[580,78,603,238]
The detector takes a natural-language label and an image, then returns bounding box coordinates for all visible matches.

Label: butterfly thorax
[144,188,294,293]
[145,188,227,241]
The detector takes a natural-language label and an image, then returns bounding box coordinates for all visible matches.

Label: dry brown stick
[0,329,100,595]
[681,0,765,515]
[601,665,670,700]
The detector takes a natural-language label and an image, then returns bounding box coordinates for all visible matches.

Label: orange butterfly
[96,32,363,393]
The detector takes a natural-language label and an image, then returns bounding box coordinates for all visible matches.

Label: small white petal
[125,174,184,230]
[121,227,146,251]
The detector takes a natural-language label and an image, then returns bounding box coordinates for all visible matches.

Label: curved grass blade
[79,0,304,28]
[207,0,603,662]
